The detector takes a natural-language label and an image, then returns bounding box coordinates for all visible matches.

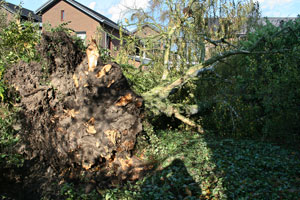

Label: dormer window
[61,10,65,21]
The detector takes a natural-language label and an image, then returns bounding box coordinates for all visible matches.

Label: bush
[0,107,23,168]
[0,19,40,102]
[0,15,39,168]
[195,17,300,143]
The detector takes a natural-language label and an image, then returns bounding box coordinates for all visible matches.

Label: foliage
[0,20,40,63]
[0,10,27,163]
[0,107,23,168]
[148,131,300,199]
[94,26,114,63]
[0,16,40,102]
[59,183,99,200]
[193,17,300,143]
[120,64,162,94]
[98,47,112,63]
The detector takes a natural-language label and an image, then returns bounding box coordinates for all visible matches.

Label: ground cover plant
[0,106,23,169]
[82,131,300,199]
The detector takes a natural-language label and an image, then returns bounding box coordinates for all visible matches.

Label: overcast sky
[5,0,300,22]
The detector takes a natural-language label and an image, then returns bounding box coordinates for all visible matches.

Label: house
[132,24,160,38]
[129,24,162,67]
[0,0,41,23]
[35,0,121,53]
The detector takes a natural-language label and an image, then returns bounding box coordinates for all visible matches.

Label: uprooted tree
[3,0,261,180]
[4,0,297,194]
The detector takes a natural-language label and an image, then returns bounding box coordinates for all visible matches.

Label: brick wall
[42,0,121,56]
[0,7,14,23]
[42,0,100,42]
[133,25,159,38]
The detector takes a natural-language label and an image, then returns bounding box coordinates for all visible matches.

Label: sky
[4,0,300,23]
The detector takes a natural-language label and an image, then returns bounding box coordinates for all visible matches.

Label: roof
[258,17,297,26]
[35,0,119,30]
[0,0,41,22]
[131,24,160,35]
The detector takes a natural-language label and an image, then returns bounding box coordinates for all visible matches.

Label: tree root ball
[5,31,144,182]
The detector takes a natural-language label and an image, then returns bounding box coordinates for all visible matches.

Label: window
[61,10,64,21]
[76,31,86,40]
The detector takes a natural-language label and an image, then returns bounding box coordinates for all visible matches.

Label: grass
[99,131,300,200]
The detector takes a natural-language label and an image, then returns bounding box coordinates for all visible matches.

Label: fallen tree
[140,26,296,134]
[115,0,261,133]
[3,18,297,198]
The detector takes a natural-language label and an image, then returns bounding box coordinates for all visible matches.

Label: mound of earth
[4,31,145,196]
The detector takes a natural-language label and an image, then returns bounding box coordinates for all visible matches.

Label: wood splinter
[86,39,99,72]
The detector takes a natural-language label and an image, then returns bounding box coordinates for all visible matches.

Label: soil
[3,31,145,198]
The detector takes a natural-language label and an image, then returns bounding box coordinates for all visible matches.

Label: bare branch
[173,108,204,133]
[204,37,238,48]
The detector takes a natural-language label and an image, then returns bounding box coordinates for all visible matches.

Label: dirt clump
[4,31,145,196]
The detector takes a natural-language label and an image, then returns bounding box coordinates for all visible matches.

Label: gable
[41,0,103,43]
[36,0,119,30]
[133,25,160,38]
[42,0,98,27]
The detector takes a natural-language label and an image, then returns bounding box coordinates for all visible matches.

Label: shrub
[195,17,300,143]
[0,107,23,168]
[0,18,40,102]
